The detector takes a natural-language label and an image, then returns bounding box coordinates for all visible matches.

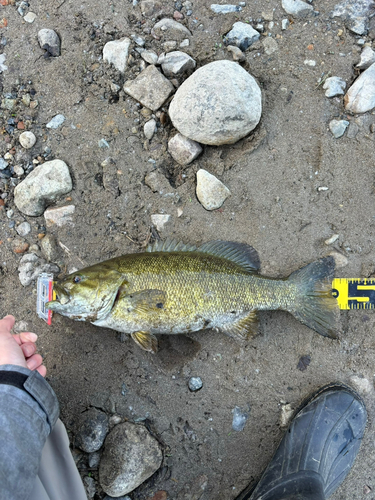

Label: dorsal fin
[147,239,260,273]
[198,241,260,272]
[146,239,197,253]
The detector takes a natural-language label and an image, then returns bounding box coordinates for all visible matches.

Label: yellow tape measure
[332,278,375,310]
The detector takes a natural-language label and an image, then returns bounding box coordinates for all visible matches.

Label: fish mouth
[47,284,71,309]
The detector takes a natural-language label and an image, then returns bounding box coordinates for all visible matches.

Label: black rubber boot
[235,383,367,500]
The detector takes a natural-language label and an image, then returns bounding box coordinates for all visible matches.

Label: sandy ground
[1,0,375,498]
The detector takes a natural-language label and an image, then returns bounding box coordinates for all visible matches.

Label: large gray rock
[14,159,73,216]
[224,22,260,51]
[281,0,314,17]
[99,422,163,497]
[169,60,262,145]
[103,38,131,73]
[124,65,174,111]
[345,62,375,114]
[76,409,109,453]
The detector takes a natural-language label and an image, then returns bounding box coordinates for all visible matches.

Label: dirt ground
[1,0,375,498]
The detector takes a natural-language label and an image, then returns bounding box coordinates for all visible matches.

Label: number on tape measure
[332,278,375,310]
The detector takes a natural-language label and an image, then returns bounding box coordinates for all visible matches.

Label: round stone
[169,60,262,145]
[19,131,36,149]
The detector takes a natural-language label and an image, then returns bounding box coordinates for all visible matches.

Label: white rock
[44,205,75,227]
[169,60,262,146]
[180,39,190,48]
[16,222,31,237]
[168,133,202,165]
[151,214,171,231]
[282,0,314,16]
[281,19,290,30]
[124,65,174,111]
[140,50,158,65]
[211,4,241,14]
[323,76,346,97]
[19,131,36,149]
[14,159,72,216]
[144,119,157,140]
[304,59,316,66]
[324,234,339,245]
[24,12,36,23]
[99,422,162,497]
[152,18,192,39]
[224,22,260,51]
[345,62,375,114]
[349,375,373,394]
[103,38,131,73]
[46,114,65,129]
[13,165,25,176]
[158,51,196,77]
[263,37,278,55]
[38,29,61,57]
[0,53,7,73]
[329,251,348,268]
[329,119,349,138]
[356,46,375,70]
[196,169,231,211]
[18,253,59,286]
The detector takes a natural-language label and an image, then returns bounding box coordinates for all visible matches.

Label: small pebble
[12,238,29,254]
[46,114,65,129]
[13,165,25,177]
[329,251,348,268]
[211,4,241,14]
[196,169,231,211]
[0,158,8,170]
[329,119,349,138]
[98,139,110,149]
[19,131,36,149]
[151,214,171,232]
[232,406,249,432]
[38,28,61,57]
[188,377,203,391]
[44,205,75,227]
[282,18,290,29]
[16,221,31,237]
[280,402,293,428]
[304,59,316,66]
[24,12,36,23]
[144,119,157,140]
[324,234,339,245]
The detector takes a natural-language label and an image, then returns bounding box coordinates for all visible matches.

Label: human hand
[0,315,47,377]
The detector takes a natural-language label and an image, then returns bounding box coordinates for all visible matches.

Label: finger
[26,353,44,371]
[19,332,38,344]
[36,365,47,378]
[0,315,15,334]
[21,342,37,359]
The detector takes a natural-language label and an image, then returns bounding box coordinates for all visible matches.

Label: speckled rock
[19,131,36,149]
[323,76,346,97]
[169,60,262,145]
[14,159,72,216]
[44,205,75,227]
[99,422,163,497]
[224,22,260,51]
[103,38,131,73]
[76,408,109,453]
[345,62,375,113]
[124,65,174,111]
[196,169,231,210]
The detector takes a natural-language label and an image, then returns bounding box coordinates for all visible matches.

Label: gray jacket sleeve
[0,364,59,500]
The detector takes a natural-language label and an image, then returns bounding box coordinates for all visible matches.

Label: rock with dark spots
[38,29,61,56]
[169,60,262,145]
[14,159,72,216]
[99,422,163,497]
[124,65,174,111]
[224,22,260,51]
[76,408,109,453]
[331,0,373,34]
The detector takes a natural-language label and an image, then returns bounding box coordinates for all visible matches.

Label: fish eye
[73,276,82,283]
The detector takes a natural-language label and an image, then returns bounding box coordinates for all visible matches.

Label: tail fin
[287,257,338,338]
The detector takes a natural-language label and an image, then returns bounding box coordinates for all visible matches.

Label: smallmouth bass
[47,240,338,353]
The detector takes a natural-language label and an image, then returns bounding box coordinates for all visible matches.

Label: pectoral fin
[221,311,259,341]
[131,331,158,353]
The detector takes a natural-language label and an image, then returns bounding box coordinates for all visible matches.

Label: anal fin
[131,331,158,353]
[221,311,259,341]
